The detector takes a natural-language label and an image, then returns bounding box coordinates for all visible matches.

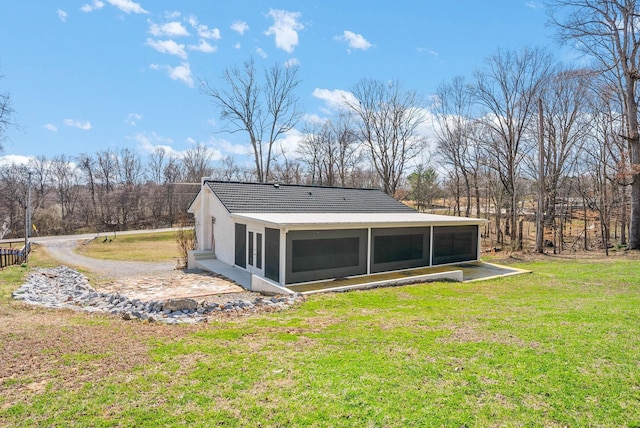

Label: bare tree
[77,152,98,225]
[332,113,362,187]
[215,155,244,181]
[0,162,29,237]
[0,73,14,151]
[115,148,143,229]
[590,76,632,246]
[537,68,592,252]
[549,0,640,249]
[146,147,168,185]
[298,123,330,185]
[344,79,427,196]
[163,155,183,225]
[201,58,302,182]
[181,144,214,183]
[473,47,553,247]
[270,147,304,184]
[27,155,51,213]
[432,76,475,216]
[116,148,143,186]
[95,149,118,226]
[50,155,80,231]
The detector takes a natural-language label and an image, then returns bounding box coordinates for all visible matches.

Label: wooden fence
[0,241,30,269]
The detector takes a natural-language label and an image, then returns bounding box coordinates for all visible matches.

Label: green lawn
[1,255,639,426]
[77,231,181,262]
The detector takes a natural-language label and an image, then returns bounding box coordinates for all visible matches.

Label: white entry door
[247,229,264,277]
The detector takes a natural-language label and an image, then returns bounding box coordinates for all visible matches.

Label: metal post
[24,171,32,263]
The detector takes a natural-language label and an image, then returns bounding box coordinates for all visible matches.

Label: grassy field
[76,231,181,262]
[1,249,639,426]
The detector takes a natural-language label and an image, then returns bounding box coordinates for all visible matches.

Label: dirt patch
[0,305,196,409]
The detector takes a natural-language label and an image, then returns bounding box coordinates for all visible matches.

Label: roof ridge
[202,179,380,191]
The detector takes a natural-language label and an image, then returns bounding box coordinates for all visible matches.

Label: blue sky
[0,0,556,166]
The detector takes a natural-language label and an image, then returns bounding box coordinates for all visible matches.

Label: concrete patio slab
[193,259,530,295]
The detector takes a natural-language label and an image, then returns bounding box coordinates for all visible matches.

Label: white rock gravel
[12,266,303,324]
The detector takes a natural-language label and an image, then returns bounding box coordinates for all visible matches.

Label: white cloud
[106,0,148,14]
[57,9,68,22]
[273,129,304,158]
[526,2,540,9]
[216,139,252,156]
[165,10,181,19]
[44,123,58,132]
[188,16,221,39]
[255,47,268,59]
[189,39,216,53]
[80,0,104,12]
[265,9,303,53]
[312,88,358,111]
[0,155,32,166]
[185,138,224,161]
[415,108,438,142]
[146,38,187,59]
[125,113,142,126]
[417,47,439,57]
[167,63,193,86]
[334,30,372,51]
[149,21,190,37]
[132,132,178,155]
[187,135,251,160]
[233,42,242,49]
[150,62,194,87]
[285,58,299,68]
[231,20,249,35]
[302,113,328,125]
[64,119,92,130]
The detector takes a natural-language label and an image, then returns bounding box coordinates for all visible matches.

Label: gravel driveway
[39,239,176,280]
[35,238,256,302]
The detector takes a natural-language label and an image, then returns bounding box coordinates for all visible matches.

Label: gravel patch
[38,239,175,279]
[12,266,304,324]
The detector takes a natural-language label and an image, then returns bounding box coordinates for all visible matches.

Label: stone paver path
[97,270,244,301]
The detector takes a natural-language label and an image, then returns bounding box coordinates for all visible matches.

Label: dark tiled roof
[205,181,414,213]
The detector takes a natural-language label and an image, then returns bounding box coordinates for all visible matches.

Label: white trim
[366,227,371,275]
[477,224,483,260]
[429,225,434,266]
[230,212,488,230]
[279,228,287,286]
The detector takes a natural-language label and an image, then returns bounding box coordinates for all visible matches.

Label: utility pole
[535,98,545,254]
[24,171,32,263]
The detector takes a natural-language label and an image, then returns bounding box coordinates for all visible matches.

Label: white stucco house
[187,180,488,291]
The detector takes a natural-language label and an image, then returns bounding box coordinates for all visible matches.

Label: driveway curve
[39,239,176,280]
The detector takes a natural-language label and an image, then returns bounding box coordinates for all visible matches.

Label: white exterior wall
[209,193,235,266]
